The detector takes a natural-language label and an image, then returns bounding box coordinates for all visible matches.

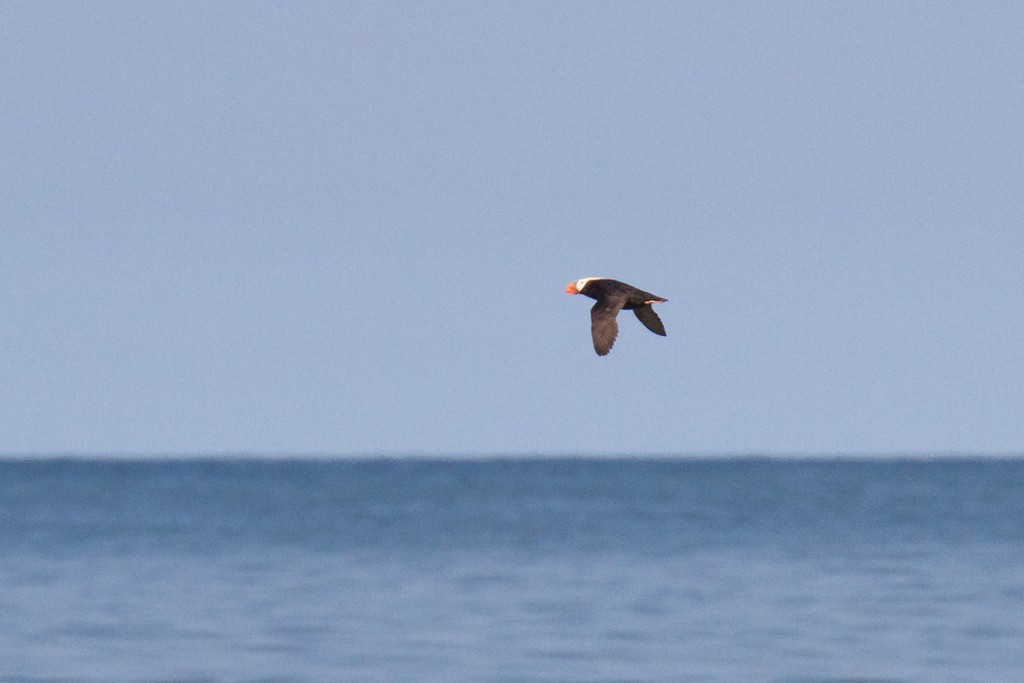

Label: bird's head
[565,277,599,295]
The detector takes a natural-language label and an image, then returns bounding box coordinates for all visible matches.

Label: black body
[577,278,667,356]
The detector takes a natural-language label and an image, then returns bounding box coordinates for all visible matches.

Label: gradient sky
[3,2,1023,457]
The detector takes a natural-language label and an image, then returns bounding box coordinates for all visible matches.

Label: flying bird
[565,277,667,356]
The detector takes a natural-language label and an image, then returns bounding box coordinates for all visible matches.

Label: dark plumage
[565,277,667,356]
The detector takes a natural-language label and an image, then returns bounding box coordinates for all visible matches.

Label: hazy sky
[3,2,1023,457]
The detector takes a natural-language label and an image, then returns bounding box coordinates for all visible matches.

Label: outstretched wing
[590,298,623,356]
[633,304,666,336]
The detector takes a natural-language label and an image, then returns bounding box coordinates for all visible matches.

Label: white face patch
[576,277,603,291]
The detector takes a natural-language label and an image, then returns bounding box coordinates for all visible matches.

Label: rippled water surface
[2,458,1022,682]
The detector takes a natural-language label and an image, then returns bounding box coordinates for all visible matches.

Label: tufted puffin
[565,277,667,356]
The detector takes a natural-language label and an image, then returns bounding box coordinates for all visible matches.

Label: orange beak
[565,281,578,295]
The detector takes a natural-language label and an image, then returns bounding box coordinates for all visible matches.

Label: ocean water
[1,458,1022,683]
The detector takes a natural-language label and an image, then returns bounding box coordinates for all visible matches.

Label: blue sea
[1,457,1022,682]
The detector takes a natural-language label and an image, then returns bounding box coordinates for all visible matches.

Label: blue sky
[3,2,1023,456]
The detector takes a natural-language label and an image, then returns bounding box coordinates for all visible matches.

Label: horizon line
[1,451,1022,462]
